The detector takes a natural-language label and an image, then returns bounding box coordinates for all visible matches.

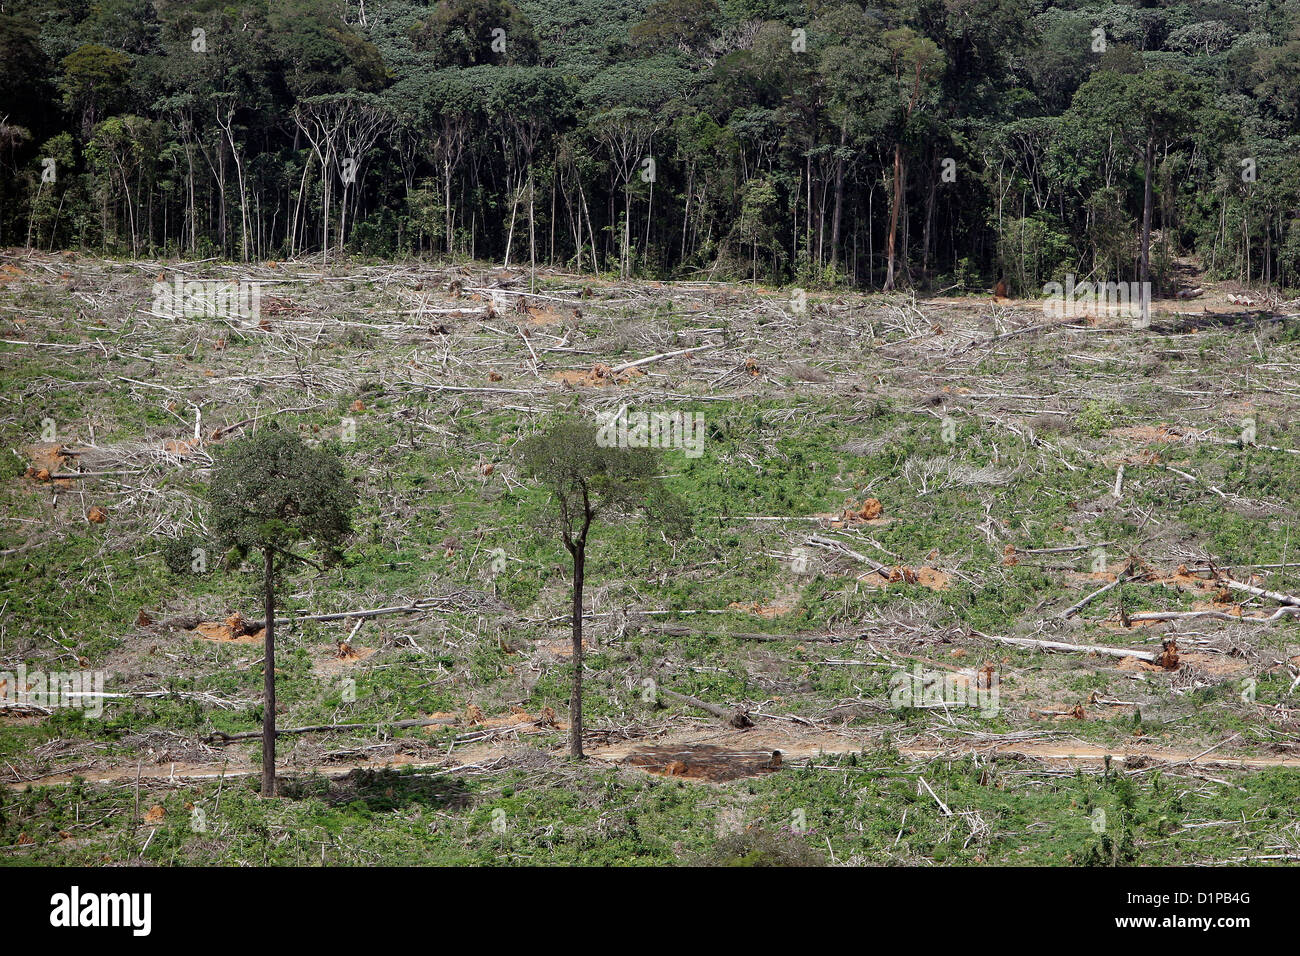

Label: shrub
[698,827,826,867]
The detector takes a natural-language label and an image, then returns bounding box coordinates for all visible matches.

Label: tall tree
[515,418,689,758]
[59,44,132,138]
[880,27,943,290]
[477,65,572,270]
[815,5,890,275]
[1068,68,1228,294]
[416,0,540,67]
[207,430,355,796]
[581,59,690,275]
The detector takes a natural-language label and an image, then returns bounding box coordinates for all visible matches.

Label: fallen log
[0,699,52,715]
[1130,607,1299,623]
[659,688,753,728]
[47,470,146,479]
[1219,578,1300,607]
[978,632,1160,664]
[204,716,458,745]
[646,624,843,643]
[63,690,244,709]
[246,599,450,630]
[609,343,718,374]
[1059,572,1129,619]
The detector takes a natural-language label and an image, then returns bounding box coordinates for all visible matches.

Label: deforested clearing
[3,251,1300,866]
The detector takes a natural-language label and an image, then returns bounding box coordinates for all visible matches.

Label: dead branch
[247,597,452,630]
[646,624,843,643]
[806,534,891,573]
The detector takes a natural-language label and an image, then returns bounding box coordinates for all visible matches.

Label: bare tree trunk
[217,147,227,254]
[805,153,812,258]
[644,164,654,259]
[569,543,585,759]
[867,185,873,287]
[503,173,520,267]
[184,137,197,254]
[1265,214,1273,285]
[262,546,277,797]
[444,158,454,256]
[817,168,826,267]
[1140,136,1154,292]
[830,123,845,271]
[884,142,904,290]
[622,186,632,277]
[528,168,536,291]
[922,150,937,277]
[321,166,332,263]
[290,154,312,259]
[581,187,599,273]
[25,180,46,250]
[111,157,138,257]
[338,181,350,254]
[682,163,693,264]
[217,110,251,262]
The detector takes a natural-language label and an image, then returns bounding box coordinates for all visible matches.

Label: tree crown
[514,417,691,552]
[207,429,355,554]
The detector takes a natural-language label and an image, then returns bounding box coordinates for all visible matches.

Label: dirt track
[9,723,1298,790]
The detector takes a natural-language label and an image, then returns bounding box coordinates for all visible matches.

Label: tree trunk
[922,151,937,277]
[569,543,585,759]
[322,164,332,263]
[805,153,812,259]
[262,545,276,797]
[217,147,228,254]
[867,186,874,287]
[338,182,350,255]
[582,188,599,273]
[884,142,904,290]
[185,139,197,254]
[528,168,536,291]
[623,186,632,277]
[682,163,693,264]
[290,153,312,259]
[644,156,654,260]
[503,172,519,267]
[1140,136,1154,293]
[830,122,846,271]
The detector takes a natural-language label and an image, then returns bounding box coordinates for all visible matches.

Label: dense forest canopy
[3,0,1300,292]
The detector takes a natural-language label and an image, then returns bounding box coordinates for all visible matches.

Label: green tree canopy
[208,429,355,556]
[416,0,540,67]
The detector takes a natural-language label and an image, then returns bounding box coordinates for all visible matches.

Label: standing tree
[207,430,355,796]
[59,44,132,138]
[581,60,690,276]
[1067,69,1227,295]
[880,28,943,291]
[516,418,690,758]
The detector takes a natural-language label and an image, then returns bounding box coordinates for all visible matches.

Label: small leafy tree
[207,429,355,796]
[516,417,689,758]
